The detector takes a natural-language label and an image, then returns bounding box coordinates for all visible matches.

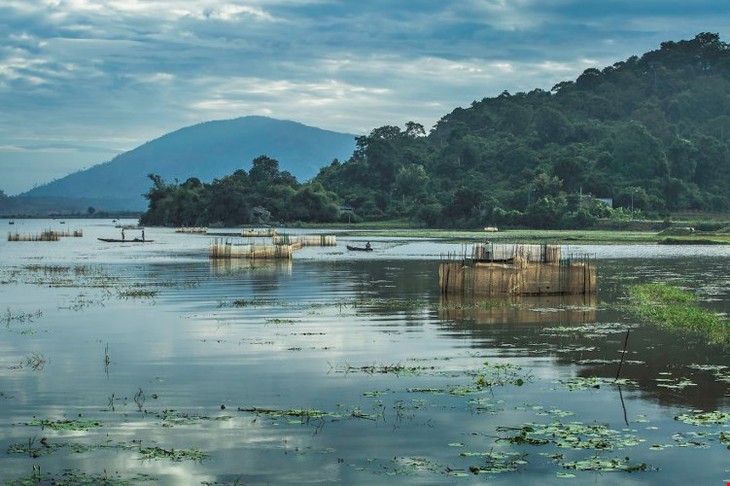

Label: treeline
[142,33,730,228]
[140,156,340,227]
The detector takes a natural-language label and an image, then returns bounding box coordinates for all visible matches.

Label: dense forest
[141,33,730,229]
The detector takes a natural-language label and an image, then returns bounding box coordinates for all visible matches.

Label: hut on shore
[439,243,596,297]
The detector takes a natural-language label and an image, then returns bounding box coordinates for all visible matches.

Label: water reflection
[209,258,293,276]
[439,294,597,326]
[1,225,730,484]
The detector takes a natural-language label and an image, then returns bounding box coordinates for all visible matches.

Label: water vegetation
[135,35,730,231]
[24,417,102,431]
[5,467,157,486]
[2,308,42,325]
[139,446,209,462]
[626,283,730,345]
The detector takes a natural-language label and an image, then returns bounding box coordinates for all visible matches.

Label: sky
[1,1,728,195]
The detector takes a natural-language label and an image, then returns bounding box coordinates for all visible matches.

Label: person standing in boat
[365,241,371,250]
[121,228,125,241]
[142,229,145,241]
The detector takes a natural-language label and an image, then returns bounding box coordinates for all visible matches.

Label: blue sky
[1,1,727,195]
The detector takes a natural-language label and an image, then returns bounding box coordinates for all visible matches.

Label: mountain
[19,116,357,211]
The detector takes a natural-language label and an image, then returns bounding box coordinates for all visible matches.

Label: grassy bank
[289,214,730,244]
[330,227,661,244]
[626,283,730,346]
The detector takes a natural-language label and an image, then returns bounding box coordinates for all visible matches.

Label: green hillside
[137,33,730,228]
[315,32,730,228]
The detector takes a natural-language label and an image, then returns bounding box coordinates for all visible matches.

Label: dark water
[1,220,729,485]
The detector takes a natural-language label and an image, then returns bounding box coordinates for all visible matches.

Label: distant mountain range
[17,116,357,211]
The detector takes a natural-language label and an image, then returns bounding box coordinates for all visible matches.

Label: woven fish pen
[473,243,561,263]
[242,228,277,237]
[8,230,60,242]
[54,229,83,237]
[272,234,336,247]
[439,244,596,296]
[176,227,208,233]
[209,237,293,260]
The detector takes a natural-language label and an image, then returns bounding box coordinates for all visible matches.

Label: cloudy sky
[1,1,727,195]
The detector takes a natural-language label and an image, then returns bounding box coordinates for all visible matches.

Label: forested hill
[314,33,730,228]
[139,33,730,228]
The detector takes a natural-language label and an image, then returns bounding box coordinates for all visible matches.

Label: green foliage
[627,283,730,345]
[140,33,730,228]
[312,33,730,228]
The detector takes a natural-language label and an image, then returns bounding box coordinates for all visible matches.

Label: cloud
[0,0,727,194]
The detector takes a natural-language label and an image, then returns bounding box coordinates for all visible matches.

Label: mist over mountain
[18,116,357,211]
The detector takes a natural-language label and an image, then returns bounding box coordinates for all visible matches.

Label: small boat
[346,244,373,252]
[8,219,14,225]
[98,238,153,243]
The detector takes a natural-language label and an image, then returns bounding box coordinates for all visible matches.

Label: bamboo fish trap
[209,237,293,260]
[439,243,596,296]
[272,234,336,247]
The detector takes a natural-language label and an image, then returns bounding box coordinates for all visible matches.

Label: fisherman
[121,228,125,240]
[365,241,371,250]
[142,229,145,241]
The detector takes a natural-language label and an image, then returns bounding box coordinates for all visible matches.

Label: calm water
[1,219,729,485]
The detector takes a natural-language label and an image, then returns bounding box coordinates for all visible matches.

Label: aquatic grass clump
[139,446,209,462]
[5,468,157,485]
[626,283,730,345]
[2,307,43,325]
[118,288,159,299]
[24,417,102,431]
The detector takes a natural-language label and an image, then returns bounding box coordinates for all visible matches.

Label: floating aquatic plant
[5,468,156,485]
[139,446,209,462]
[498,421,644,451]
[626,283,730,345]
[24,417,102,431]
[674,410,730,426]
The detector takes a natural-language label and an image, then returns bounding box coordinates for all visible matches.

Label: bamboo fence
[242,228,277,237]
[439,243,596,296]
[272,234,336,247]
[209,237,293,260]
[8,230,61,241]
[176,227,208,233]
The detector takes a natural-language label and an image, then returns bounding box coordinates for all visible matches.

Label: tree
[610,121,669,181]
[249,155,281,185]
[289,183,339,222]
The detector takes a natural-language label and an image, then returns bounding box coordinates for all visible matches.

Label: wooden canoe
[346,244,373,252]
[98,238,153,243]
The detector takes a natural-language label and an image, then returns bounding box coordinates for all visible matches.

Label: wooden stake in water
[615,330,630,381]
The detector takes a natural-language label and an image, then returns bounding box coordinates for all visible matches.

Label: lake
[1,219,729,485]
